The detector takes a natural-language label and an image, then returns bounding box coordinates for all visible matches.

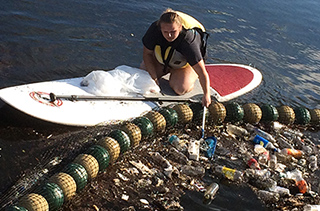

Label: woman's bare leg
[169,65,198,95]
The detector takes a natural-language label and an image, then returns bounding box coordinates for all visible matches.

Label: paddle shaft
[201,106,207,139]
[49,93,199,103]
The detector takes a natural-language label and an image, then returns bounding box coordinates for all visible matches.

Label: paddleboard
[0,64,262,126]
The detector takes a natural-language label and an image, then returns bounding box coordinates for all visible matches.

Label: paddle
[49,92,200,104]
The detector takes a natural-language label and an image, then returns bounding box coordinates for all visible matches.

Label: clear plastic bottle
[246,124,276,143]
[257,190,280,202]
[269,154,277,169]
[302,145,313,156]
[280,148,304,159]
[215,165,243,182]
[273,121,304,138]
[258,151,270,165]
[276,134,294,149]
[252,135,278,152]
[269,186,291,197]
[248,169,271,180]
[168,135,185,151]
[308,155,318,172]
[204,182,219,200]
[181,165,205,177]
[226,124,249,137]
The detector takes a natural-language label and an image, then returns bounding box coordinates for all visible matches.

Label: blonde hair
[157,8,182,26]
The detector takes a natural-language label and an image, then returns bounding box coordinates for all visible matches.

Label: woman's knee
[170,81,194,95]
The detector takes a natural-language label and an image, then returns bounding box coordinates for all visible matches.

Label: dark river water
[1,0,320,210]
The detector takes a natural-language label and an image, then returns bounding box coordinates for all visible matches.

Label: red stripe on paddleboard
[206,65,254,97]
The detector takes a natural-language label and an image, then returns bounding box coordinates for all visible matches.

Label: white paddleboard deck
[0,64,262,126]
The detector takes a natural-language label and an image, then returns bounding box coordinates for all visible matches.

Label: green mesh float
[294,107,311,125]
[224,102,244,123]
[62,163,88,191]
[86,145,111,171]
[189,102,209,123]
[5,206,28,211]
[109,130,131,153]
[35,182,64,211]
[260,104,279,122]
[132,117,154,138]
[158,107,178,127]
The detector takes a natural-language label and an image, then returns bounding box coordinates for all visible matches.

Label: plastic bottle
[269,186,291,197]
[247,169,271,180]
[246,124,276,143]
[276,134,294,149]
[303,204,320,211]
[257,190,280,202]
[215,165,243,182]
[273,121,304,138]
[181,165,205,177]
[283,169,308,194]
[168,135,185,151]
[204,137,217,158]
[252,135,278,152]
[258,151,270,165]
[269,154,277,169]
[280,148,304,159]
[308,155,318,172]
[204,182,219,200]
[254,144,267,154]
[226,124,249,137]
[302,145,313,155]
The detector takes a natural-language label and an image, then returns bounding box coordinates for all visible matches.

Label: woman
[140,8,211,107]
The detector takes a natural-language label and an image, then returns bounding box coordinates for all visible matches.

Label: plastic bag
[81,65,160,96]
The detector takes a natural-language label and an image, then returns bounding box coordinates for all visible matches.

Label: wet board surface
[0,64,262,126]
